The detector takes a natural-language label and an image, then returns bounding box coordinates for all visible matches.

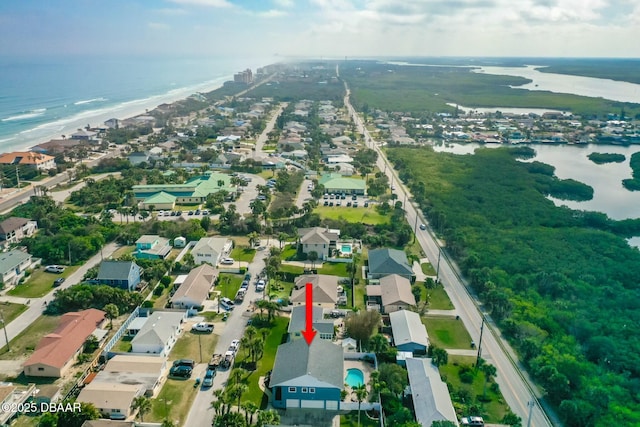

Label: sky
[1,0,639,58]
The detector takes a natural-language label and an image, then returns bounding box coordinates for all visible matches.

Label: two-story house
[0,250,38,287]
[96,260,142,291]
[134,235,171,260]
[0,217,38,247]
[298,227,340,260]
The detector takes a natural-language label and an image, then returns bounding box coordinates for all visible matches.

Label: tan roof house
[0,152,55,170]
[0,217,38,246]
[366,274,416,313]
[171,264,216,309]
[24,309,106,378]
[291,274,339,309]
[77,382,145,420]
[298,227,339,260]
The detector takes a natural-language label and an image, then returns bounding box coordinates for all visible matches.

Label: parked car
[229,339,240,353]
[220,297,235,310]
[461,416,484,427]
[172,359,195,368]
[169,365,192,378]
[352,195,357,200]
[208,353,223,370]
[191,322,214,333]
[220,257,235,265]
[202,368,216,387]
[256,279,266,292]
[244,273,252,280]
[45,265,65,273]
[53,278,65,287]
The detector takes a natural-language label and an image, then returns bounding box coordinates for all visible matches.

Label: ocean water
[0,55,271,152]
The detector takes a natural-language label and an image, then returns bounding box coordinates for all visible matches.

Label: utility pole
[0,311,9,351]
[412,214,419,243]
[68,242,72,264]
[436,248,442,283]
[476,317,485,367]
[15,165,19,189]
[526,400,535,427]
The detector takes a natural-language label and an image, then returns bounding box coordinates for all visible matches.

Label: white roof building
[389,310,429,353]
[406,358,459,426]
[130,311,186,356]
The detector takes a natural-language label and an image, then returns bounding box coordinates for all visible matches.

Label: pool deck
[343,359,373,400]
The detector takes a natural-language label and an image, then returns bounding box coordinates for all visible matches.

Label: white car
[45,265,65,273]
[256,279,266,292]
[230,339,240,353]
[191,322,214,333]
[220,258,235,265]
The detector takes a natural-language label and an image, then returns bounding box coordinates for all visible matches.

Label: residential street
[343,80,554,427]
[182,248,270,427]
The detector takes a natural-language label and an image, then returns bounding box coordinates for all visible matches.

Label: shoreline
[3,74,234,154]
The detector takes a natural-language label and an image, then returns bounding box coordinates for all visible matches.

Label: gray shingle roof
[406,358,459,426]
[368,248,413,277]
[389,310,429,348]
[270,338,344,389]
[0,250,31,275]
[288,305,334,336]
[97,261,138,281]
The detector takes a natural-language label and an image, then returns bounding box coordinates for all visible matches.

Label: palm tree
[277,232,288,249]
[247,231,260,248]
[161,419,176,427]
[131,396,151,422]
[228,383,248,411]
[241,401,259,425]
[256,409,280,427]
[229,367,249,386]
[481,363,497,398]
[308,251,318,270]
[354,384,368,427]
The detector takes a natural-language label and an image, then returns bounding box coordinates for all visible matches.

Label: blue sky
[1,0,639,57]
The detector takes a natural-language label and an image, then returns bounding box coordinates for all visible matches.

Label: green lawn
[217,273,243,299]
[149,378,199,425]
[238,316,288,408]
[0,315,60,359]
[314,206,390,225]
[230,247,256,263]
[427,286,455,310]
[170,330,219,363]
[267,280,294,301]
[111,245,135,259]
[112,336,133,353]
[318,262,350,277]
[279,264,304,276]
[421,262,436,276]
[423,316,473,349]
[8,266,80,298]
[281,244,298,260]
[201,311,226,322]
[439,355,509,423]
[340,412,380,427]
[0,301,28,325]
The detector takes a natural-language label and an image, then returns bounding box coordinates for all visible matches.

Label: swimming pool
[341,244,352,254]
[344,368,364,388]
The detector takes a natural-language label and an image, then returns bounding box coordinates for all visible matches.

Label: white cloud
[168,0,233,7]
[259,9,288,18]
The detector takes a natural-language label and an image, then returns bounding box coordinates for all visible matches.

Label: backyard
[217,273,243,300]
[238,316,288,408]
[439,355,510,423]
[422,316,473,350]
[170,330,219,363]
[149,377,199,425]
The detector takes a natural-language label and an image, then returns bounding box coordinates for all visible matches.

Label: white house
[0,250,39,287]
[298,227,339,260]
[130,311,186,356]
[191,237,232,266]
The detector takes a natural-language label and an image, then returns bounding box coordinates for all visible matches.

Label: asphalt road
[183,248,270,427]
[342,82,553,427]
[253,102,287,158]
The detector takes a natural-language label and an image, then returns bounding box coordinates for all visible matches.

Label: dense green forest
[622,152,640,191]
[386,146,640,427]
[587,152,626,165]
[340,61,640,118]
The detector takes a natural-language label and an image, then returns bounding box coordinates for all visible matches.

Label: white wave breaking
[74,97,107,105]
[1,108,47,122]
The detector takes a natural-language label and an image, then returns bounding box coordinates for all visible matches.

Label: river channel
[433,142,640,219]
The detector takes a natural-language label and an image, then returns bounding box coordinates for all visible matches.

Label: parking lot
[321,193,370,208]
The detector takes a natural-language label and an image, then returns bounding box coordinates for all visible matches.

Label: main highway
[342,79,555,427]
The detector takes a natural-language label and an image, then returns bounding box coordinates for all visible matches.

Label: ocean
[0,55,273,152]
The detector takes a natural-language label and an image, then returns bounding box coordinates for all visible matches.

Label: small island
[623,152,640,191]
[588,152,626,164]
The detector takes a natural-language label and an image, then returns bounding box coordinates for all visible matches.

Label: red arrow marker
[301,282,317,346]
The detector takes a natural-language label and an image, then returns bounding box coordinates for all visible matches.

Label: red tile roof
[24,309,106,370]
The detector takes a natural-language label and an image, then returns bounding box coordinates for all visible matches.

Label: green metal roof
[318,174,366,191]
[143,191,176,204]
